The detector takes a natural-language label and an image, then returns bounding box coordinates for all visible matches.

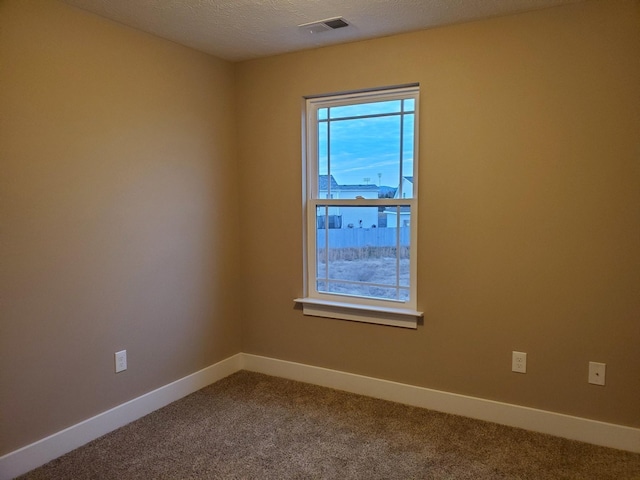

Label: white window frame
[295,85,423,329]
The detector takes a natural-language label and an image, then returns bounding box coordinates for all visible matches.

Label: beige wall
[236,0,640,427]
[0,0,240,454]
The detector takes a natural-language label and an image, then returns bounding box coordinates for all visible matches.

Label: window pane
[328,115,401,188]
[317,121,329,194]
[329,100,402,119]
[316,206,328,279]
[315,205,410,301]
[400,113,415,199]
[319,101,416,196]
[403,98,415,112]
[399,211,411,287]
[320,281,409,302]
[384,206,411,291]
[385,205,411,229]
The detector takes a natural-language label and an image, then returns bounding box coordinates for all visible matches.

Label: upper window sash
[305,86,419,202]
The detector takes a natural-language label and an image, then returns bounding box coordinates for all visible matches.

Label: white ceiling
[62,0,584,62]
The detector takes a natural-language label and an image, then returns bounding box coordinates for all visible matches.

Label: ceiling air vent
[299,17,350,34]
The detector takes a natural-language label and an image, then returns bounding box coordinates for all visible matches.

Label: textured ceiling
[62,0,585,62]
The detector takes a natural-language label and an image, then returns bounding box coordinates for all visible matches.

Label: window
[295,85,423,328]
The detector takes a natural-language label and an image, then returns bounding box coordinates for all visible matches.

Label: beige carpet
[19,371,640,479]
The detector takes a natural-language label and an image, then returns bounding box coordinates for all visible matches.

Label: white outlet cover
[512,351,527,374]
[115,350,127,373]
[588,361,606,386]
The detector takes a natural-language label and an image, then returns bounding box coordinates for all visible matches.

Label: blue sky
[318,102,415,188]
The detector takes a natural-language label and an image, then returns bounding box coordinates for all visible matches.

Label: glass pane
[317,121,329,194]
[322,281,409,302]
[316,206,328,280]
[318,108,328,120]
[330,100,402,119]
[385,205,411,228]
[328,115,401,188]
[399,211,410,287]
[317,97,416,198]
[403,98,415,112]
[399,114,414,199]
[315,205,410,301]
[383,206,411,293]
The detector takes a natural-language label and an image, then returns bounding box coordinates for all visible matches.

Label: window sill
[294,297,422,329]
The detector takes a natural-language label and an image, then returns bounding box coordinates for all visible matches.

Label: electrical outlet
[115,350,127,373]
[588,361,605,386]
[512,351,527,374]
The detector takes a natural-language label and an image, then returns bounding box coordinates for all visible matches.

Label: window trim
[296,85,423,328]
[293,297,422,329]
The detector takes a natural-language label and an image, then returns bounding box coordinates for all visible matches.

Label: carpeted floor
[18,371,640,479]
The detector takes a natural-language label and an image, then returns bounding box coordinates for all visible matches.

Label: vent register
[298,17,350,34]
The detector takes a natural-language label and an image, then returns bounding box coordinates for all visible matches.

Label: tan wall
[236,0,640,427]
[0,0,241,454]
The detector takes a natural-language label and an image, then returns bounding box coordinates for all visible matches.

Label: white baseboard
[0,354,242,480]
[3,352,638,479]
[242,353,640,454]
